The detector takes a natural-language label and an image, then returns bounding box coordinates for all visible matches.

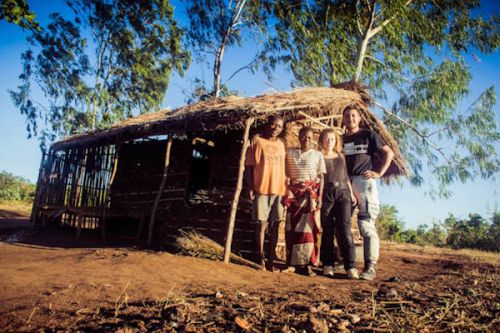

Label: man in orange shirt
[245,115,287,271]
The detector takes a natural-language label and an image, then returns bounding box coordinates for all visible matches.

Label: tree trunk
[213,0,247,98]
[213,38,227,98]
[352,4,376,83]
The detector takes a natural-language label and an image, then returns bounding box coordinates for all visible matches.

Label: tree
[0,170,35,202]
[183,0,271,98]
[0,0,40,31]
[268,0,500,195]
[10,0,190,151]
[376,204,404,241]
[421,223,446,247]
[444,213,494,250]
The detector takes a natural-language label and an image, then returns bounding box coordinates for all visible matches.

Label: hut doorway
[187,137,215,198]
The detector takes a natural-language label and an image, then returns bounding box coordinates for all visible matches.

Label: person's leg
[320,187,335,276]
[267,195,285,270]
[253,194,272,269]
[352,177,380,280]
[333,188,358,278]
[255,221,268,268]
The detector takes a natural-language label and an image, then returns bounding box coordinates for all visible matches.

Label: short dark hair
[267,114,283,124]
[342,105,359,116]
[299,126,313,138]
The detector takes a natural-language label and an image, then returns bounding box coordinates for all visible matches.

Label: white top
[286,148,326,182]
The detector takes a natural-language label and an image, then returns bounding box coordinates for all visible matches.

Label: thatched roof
[51,87,409,178]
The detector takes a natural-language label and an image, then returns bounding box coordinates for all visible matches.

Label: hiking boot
[360,265,376,281]
[346,268,360,280]
[323,265,335,277]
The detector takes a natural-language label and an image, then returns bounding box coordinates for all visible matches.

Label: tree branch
[368,0,413,38]
[374,101,452,166]
[355,0,363,35]
[224,56,259,84]
[365,54,386,67]
[352,2,376,81]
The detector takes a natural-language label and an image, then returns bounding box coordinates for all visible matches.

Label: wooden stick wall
[32,145,117,229]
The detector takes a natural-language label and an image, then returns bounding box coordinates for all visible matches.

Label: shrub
[0,170,35,202]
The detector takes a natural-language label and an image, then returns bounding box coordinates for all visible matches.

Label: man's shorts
[252,193,284,224]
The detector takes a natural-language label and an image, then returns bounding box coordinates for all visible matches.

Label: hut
[31,86,408,261]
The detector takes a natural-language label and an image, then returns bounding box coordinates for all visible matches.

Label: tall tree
[0,0,40,31]
[183,0,271,98]
[10,0,189,150]
[268,0,500,195]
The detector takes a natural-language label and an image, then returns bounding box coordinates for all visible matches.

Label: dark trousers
[320,184,356,269]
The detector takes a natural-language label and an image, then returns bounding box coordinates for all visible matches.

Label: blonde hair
[318,128,343,154]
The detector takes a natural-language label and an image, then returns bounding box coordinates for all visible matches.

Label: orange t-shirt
[245,135,286,196]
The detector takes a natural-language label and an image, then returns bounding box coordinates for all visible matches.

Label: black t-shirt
[342,129,385,176]
[324,156,349,185]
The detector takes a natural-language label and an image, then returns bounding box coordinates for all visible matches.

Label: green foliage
[377,206,499,251]
[185,78,239,104]
[266,0,500,195]
[376,204,405,241]
[0,170,35,202]
[182,0,272,98]
[0,0,40,31]
[444,213,499,251]
[10,0,190,151]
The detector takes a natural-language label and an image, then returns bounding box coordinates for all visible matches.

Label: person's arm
[317,172,324,210]
[244,167,255,200]
[245,136,256,200]
[347,180,357,206]
[316,153,326,210]
[363,145,394,179]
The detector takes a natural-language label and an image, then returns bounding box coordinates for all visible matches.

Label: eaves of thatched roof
[51,87,409,178]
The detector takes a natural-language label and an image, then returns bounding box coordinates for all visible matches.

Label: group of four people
[244,106,394,281]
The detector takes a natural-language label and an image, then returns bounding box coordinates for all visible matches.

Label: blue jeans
[351,176,380,265]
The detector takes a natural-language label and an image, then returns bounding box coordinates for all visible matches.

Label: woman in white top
[284,126,326,276]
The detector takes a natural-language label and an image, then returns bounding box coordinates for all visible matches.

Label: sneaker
[323,265,335,277]
[346,268,360,279]
[306,266,317,277]
[360,265,376,281]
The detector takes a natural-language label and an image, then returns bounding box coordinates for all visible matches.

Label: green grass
[382,240,500,266]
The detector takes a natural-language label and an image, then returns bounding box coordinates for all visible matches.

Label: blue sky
[0,1,498,228]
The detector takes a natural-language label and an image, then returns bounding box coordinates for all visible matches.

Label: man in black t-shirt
[342,107,394,280]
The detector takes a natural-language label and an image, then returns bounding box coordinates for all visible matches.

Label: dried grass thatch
[51,86,409,178]
[175,229,261,269]
[53,87,367,149]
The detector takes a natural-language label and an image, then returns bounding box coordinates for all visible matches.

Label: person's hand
[351,194,357,207]
[248,189,255,200]
[315,198,322,212]
[363,170,381,179]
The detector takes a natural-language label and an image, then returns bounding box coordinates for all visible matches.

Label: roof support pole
[147,137,173,246]
[223,117,254,264]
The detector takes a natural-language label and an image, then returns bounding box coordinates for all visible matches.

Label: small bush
[0,170,35,202]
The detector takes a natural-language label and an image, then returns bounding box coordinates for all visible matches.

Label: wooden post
[102,144,121,240]
[76,213,83,238]
[223,117,254,263]
[147,137,173,246]
[30,151,47,225]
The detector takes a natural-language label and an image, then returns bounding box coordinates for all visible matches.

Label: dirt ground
[0,209,498,332]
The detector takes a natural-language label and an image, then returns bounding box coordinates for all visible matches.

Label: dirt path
[0,214,498,332]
